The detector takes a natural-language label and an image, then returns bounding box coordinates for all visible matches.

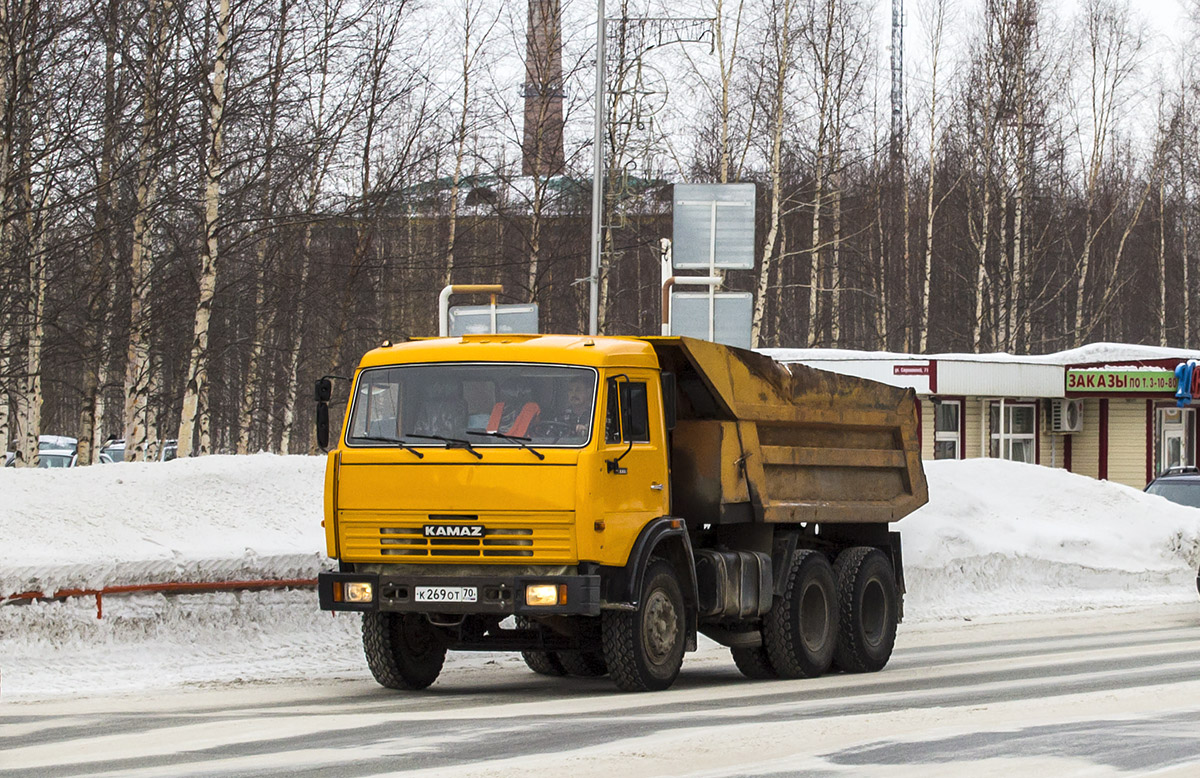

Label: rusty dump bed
[645,337,928,525]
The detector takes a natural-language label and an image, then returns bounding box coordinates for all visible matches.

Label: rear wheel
[730,645,777,679]
[832,547,899,673]
[558,650,608,677]
[603,558,686,691]
[763,550,837,679]
[515,616,568,676]
[520,650,567,676]
[362,612,446,690]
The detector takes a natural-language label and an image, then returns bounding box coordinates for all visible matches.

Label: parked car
[1143,468,1200,600]
[6,436,80,467]
[39,434,77,451]
[1144,467,1200,509]
[100,438,178,462]
[36,448,76,468]
[100,438,126,462]
[70,451,115,466]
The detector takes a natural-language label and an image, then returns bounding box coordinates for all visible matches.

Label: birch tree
[179,0,233,457]
[444,0,499,288]
[801,0,870,346]
[122,0,174,462]
[1069,0,1145,345]
[78,0,121,466]
[278,0,355,453]
[750,0,797,348]
[235,0,292,455]
[917,0,953,352]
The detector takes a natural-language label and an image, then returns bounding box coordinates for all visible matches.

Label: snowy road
[3,603,1199,778]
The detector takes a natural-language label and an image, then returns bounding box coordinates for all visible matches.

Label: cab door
[585,370,670,563]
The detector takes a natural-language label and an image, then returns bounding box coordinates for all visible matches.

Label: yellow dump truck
[316,335,927,692]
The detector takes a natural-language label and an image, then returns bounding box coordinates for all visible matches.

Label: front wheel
[362,612,447,690]
[603,558,686,691]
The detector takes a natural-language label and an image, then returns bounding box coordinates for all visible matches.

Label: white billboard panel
[448,303,539,336]
[669,291,753,349]
[672,183,756,270]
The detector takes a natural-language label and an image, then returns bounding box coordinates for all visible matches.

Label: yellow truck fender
[599,517,699,650]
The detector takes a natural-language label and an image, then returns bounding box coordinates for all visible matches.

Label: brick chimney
[522,0,565,177]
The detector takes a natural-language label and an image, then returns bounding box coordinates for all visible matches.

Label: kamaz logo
[423,524,484,538]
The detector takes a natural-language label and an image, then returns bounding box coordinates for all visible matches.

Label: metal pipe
[660,275,723,336]
[588,0,606,336]
[438,284,504,337]
[3,578,318,619]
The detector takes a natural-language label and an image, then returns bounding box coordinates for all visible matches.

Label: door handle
[650,482,663,491]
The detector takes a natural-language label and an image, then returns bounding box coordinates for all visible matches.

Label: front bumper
[317,570,601,616]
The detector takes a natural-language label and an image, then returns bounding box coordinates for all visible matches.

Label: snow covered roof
[760,342,1200,367]
[758,343,1200,397]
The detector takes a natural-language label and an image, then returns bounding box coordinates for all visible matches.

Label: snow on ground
[1,455,1198,700]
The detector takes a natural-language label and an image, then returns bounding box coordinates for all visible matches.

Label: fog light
[345,582,374,603]
[525,584,559,606]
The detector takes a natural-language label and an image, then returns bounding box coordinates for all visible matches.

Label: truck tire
[602,558,686,692]
[730,645,777,679]
[521,650,567,676]
[515,616,568,676]
[832,547,898,673]
[362,612,446,690]
[558,651,608,677]
[763,550,837,679]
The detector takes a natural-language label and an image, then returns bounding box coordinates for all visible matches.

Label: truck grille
[338,511,577,563]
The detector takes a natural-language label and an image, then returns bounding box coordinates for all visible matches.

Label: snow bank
[905,460,1200,619]
[1,454,1198,699]
[0,454,327,596]
[3,454,1198,614]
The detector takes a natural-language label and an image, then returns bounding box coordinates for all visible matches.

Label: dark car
[1144,468,1200,598]
[1145,467,1200,508]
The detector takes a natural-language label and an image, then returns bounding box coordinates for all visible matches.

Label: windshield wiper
[406,433,483,459]
[466,429,545,460]
[354,435,424,459]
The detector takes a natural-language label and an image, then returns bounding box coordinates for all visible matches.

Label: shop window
[933,400,961,460]
[1155,405,1195,476]
[989,402,1035,464]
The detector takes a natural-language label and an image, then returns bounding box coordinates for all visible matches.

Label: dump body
[650,337,927,525]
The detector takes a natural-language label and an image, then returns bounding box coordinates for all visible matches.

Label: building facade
[762,344,1200,490]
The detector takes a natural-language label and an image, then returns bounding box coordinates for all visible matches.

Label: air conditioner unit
[1049,398,1083,434]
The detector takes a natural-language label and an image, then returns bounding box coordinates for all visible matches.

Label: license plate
[415,586,478,603]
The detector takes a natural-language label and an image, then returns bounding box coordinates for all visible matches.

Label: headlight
[345,582,374,603]
[525,583,563,606]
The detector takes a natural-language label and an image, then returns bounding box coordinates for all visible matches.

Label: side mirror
[316,402,330,449]
[661,372,676,431]
[314,377,333,403]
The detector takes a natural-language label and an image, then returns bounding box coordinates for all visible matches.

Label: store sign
[1066,369,1175,392]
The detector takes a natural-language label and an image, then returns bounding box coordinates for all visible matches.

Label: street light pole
[588,0,605,336]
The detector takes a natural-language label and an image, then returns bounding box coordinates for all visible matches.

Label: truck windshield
[346,363,597,448]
